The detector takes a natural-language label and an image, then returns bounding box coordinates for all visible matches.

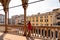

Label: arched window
[42,29,44,36]
[36,29,38,34]
[39,30,40,34]
[55,31,58,38]
[34,29,35,33]
[45,30,47,36]
[48,30,50,37]
[51,31,53,37]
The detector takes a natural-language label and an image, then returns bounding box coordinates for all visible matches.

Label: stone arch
[38,28,40,34]
[51,29,55,38]
[55,31,58,38]
[48,29,50,37]
[41,29,44,36]
[0,0,11,33]
[0,0,11,12]
[45,30,47,37]
[51,31,54,38]
[44,28,48,37]
[36,28,38,34]
[55,28,58,38]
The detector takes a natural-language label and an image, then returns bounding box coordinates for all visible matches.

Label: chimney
[38,12,40,15]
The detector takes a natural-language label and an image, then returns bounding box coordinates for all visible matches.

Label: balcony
[0,25,60,40]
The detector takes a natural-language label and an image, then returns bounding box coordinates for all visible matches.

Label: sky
[0,0,60,18]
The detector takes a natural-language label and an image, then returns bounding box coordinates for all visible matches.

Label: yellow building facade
[27,8,60,26]
[14,8,60,26]
[27,13,54,26]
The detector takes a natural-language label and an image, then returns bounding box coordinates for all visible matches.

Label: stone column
[39,29,40,35]
[53,31,56,40]
[37,29,39,37]
[21,0,28,36]
[55,31,58,40]
[51,31,53,38]
[35,28,36,37]
[50,30,52,39]
[46,29,48,38]
[43,30,45,37]
[33,27,34,34]
[40,29,42,37]
[39,29,40,37]
[58,31,60,40]
[32,27,34,37]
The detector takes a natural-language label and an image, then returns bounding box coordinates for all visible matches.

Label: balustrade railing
[0,25,60,40]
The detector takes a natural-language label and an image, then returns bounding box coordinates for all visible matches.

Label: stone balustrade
[0,25,60,40]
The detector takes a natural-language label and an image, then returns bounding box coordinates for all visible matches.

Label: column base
[23,32,27,36]
[4,31,8,33]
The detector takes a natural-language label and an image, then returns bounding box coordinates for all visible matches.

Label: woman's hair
[28,21,30,24]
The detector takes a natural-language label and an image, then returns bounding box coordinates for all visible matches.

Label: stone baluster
[34,28,36,37]
[37,29,39,37]
[43,29,45,38]
[50,29,52,39]
[58,31,60,40]
[32,27,34,37]
[40,29,42,37]
[46,29,48,40]
[51,31,53,39]
[46,29,48,38]
[39,29,41,37]
[53,30,56,40]
[45,30,46,37]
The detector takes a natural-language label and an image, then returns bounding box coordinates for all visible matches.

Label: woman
[27,21,32,37]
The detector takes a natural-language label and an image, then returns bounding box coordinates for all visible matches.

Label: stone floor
[0,32,42,40]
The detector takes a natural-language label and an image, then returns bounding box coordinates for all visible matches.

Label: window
[45,31,47,36]
[32,20,34,22]
[51,24,52,26]
[32,17,34,19]
[57,22,60,25]
[45,24,46,26]
[36,24,38,26]
[40,19,43,22]
[39,30,40,34]
[42,29,44,36]
[36,29,38,34]
[57,17,60,19]
[50,16,52,17]
[40,24,43,26]
[40,16,43,18]
[55,31,58,38]
[34,29,35,33]
[48,30,50,37]
[45,19,48,22]
[36,17,38,19]
[45,24,48,26]
[33,24,34,26]
[45,16,48,18]
[56,13,60,16]
[30,17,31,20]
[46,24,48,26]
[36,20,38,22]
[51,31,53,37]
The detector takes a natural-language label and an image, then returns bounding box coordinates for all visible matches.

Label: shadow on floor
[0,33,6,40]
[26,36,34,40]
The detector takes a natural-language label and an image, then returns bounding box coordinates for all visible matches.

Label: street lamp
[21,0,28,36]
[0,0,11,33]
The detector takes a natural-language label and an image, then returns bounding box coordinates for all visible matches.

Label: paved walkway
[0,32,42,40]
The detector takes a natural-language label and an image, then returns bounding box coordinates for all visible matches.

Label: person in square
[27,21,32,37]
